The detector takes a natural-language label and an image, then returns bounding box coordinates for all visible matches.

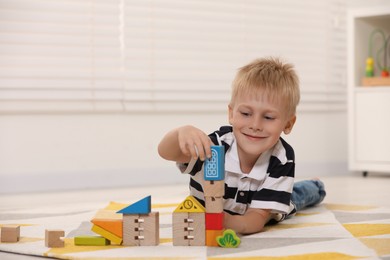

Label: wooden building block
[123,212,159,246]
[172,212,189,246]
[172,212,205,246]
[203,180,225,197]
[216,229,241,248]
[91,219,123,238]
[204,145,225,181]
[117,196,151,214]
[205,213,224,230]
[74,236,110,246]
[174,196,205,213]
[45,229,65,248]
[91,225,122,245]
[122,214,139,246]
[206,229,224,247]
[188,213,205,246]
[139,212,159,246]
[0,225,20,243]
[205,197,224,213]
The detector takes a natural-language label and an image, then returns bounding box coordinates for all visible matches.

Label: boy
[158,57,325,235]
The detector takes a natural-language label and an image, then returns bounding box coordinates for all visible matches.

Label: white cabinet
[347,7,390,175]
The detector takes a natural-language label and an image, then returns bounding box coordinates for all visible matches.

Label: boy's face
[228,91,296,165]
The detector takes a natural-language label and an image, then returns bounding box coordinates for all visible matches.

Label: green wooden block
[74,236,111,246]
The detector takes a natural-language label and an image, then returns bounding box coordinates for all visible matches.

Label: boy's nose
[250,117,262,132]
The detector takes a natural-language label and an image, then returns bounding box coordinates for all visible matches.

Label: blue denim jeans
[291,180,326,212]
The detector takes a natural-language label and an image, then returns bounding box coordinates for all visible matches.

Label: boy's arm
[224,208,272,235]
[158,125,212,163]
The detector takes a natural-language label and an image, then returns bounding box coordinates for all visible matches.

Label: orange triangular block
[91,219,123,238]
[174,195,205,213]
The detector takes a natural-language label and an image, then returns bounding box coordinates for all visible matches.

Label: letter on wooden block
[204,146,225,181]
[205,197,224,213]
[0,225,20,243]
[205,213,224,230]
[172,212,205,246]
[203,180,225,197]
[45,229,65,248]
[74,236,110,246]
[123,212,159,246]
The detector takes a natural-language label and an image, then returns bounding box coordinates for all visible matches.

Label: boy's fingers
[204,138,212,158]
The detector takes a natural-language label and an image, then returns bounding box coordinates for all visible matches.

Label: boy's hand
[177,125,212,161]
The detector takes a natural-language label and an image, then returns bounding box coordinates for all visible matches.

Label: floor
[1,173,390,259]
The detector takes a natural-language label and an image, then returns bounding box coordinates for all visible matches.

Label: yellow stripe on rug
[343,224,390,237]
[325,203,376,211]
[359,238,390,256]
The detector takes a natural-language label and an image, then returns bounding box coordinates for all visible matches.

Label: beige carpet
[1,200,390,259]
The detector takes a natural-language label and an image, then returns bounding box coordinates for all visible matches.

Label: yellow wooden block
[91,219,123,238]
[174,196,205,213]
[91,225,122,245]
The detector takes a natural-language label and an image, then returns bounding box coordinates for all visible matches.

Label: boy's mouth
[243,133,265,140]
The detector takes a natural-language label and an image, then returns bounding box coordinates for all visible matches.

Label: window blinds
[0,0,346,113]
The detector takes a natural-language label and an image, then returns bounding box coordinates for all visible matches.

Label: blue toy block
[204,146,225,181]
[117,195,151,215]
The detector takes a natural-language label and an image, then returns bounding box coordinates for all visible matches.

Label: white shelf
[347,6,390,175]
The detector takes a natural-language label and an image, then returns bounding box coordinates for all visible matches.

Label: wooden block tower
[118,195,160,246]
[203,145,225,247]
[172,195,206,246]
[172,145,226,247]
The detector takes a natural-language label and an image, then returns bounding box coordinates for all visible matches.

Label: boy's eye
[240,111,251,116]
[264,115,275,120]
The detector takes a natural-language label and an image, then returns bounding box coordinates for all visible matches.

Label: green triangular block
[117,195,151,214]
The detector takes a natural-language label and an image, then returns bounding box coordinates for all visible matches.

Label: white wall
[0,109,347,194]
[0,0,352,193]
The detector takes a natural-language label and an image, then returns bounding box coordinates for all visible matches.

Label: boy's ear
[283,115,296,135]
[228,105,233,125]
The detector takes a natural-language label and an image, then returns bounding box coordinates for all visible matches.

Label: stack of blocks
[83,196,159,246]
[172,145,225,246]
[204,145,225,246]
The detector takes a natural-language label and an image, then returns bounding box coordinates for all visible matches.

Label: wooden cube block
[172,212,205,246]
[45,229,65,248]
[123,212,159,246]
[205,213,224,230]
[206,229,224,247]
[0,225,20,243]
[203,180,225,197]
[205,197,224,213]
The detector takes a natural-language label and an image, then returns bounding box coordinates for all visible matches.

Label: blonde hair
[230,57,300,116]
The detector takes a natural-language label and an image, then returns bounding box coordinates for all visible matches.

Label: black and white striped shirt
[177,126,296,222]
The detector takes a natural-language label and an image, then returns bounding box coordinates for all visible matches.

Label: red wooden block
[205,213,224,230]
